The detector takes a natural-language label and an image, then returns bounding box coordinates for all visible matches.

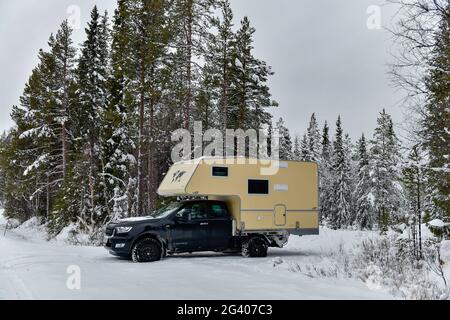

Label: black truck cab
[105,200,270,262]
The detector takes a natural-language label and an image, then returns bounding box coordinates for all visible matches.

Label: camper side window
[248,179,269,195]
[212,166,228,177]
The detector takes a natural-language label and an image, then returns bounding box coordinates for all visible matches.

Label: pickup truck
[105,200,285,262]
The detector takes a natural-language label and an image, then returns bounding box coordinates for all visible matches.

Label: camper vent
[274,184,288,191]
[277,162,288,168]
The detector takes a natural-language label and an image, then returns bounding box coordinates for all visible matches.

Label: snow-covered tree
[307,113,321,163]
[319,121,333,222]
[275,117,292,160]
[370,109,404,232]
[329,116,352,229]
[300,133,310,161]
[422,10,450,218]
[203,0,235,132]
[73,7,111,222]
[293,135,301,160]
[228,16,277,130]
[402,145,429,258]
[354,134,374,229]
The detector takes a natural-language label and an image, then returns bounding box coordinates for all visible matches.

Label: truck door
[206,202,232,250]
[274,205,287,226]
[170,202,209,251]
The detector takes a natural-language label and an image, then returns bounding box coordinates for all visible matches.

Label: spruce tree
[229,17,277,131]
[73,7,111,223]
[354,134,374,229]
[370,109,404,232]
[204,0,235,132]
[307,113,321,163]
[329,116,352,229]
[275,118,292,160]
[422,10,450,218]
[293,135,301,161]
[300,133,310,161]
[319,121,333,222]
[402,145,428,258]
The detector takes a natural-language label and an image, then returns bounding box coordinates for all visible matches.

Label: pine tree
[204,0,235,132]
[102,0,137,218]
[275,118,292,160]
[293,135,301,160]
[307,113,321,163]
[354,134,374,229]
[329,116,352,229]
[300,133,309,161]
[402,145,428,258]
[370,109,404,232]
[229,17,277,131]
[171,0,216,129]
[321,121,331,162]
[319,121,333,222]
[51,20,77,181]
[72,7,111,223]
[422,9,450,218]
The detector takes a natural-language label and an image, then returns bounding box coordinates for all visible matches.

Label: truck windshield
[149,202,182,219]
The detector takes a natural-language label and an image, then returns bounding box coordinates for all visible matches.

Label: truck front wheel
[131,238,162,263]
[242,237,268,258]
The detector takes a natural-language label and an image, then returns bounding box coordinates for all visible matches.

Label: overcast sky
[0,0,404,139]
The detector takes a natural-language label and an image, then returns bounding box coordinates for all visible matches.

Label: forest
[0,0,448,250]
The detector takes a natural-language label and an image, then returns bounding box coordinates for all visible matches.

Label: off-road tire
[131,238,162,263]
[242,237,268,258]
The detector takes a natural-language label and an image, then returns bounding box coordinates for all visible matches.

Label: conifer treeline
[276,110,446,232]
[0,0,277,233]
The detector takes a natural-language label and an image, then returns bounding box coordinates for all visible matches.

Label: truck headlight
[115,226,133,234]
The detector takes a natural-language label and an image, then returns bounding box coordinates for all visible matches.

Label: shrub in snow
[278,234,448,300]
[54,223,105,246]
[354,237,448,300]
[7,218,21,229]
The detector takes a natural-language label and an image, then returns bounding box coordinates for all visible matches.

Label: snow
[0,209,447,300]
[428,219,448,228]
[0,212,390,300]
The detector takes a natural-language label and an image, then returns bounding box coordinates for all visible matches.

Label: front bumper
[104,234,133,257]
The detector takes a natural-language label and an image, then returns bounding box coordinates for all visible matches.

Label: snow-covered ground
[0,210,447,300]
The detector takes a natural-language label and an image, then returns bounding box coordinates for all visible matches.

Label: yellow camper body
[157,157,319,236]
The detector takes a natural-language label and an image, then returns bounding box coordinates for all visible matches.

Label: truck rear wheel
[131,238,162,263]
[242,237,268,258]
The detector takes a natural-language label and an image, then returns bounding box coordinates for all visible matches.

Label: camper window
[212,166,228,177]
[248,179,269,195]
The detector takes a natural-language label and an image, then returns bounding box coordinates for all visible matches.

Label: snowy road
[0,216,392,300]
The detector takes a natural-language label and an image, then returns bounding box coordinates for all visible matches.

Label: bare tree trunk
[137,71,145,217]
[62,123,68,179]
[46,175,50,218]
[417,167,422,259]
[88,137,96,216]
[184,0,193,130]
[222,47,228,133]
[147,67,157,213]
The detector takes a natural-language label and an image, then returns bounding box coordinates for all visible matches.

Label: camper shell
[157,157,319,237]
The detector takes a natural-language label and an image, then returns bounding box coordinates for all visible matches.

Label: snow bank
[13,217,48,242]
[441,240,450,266]
[428,219,448,228]
[0,209,6,225]
[53,223,104,246]
[0,209,20,229]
